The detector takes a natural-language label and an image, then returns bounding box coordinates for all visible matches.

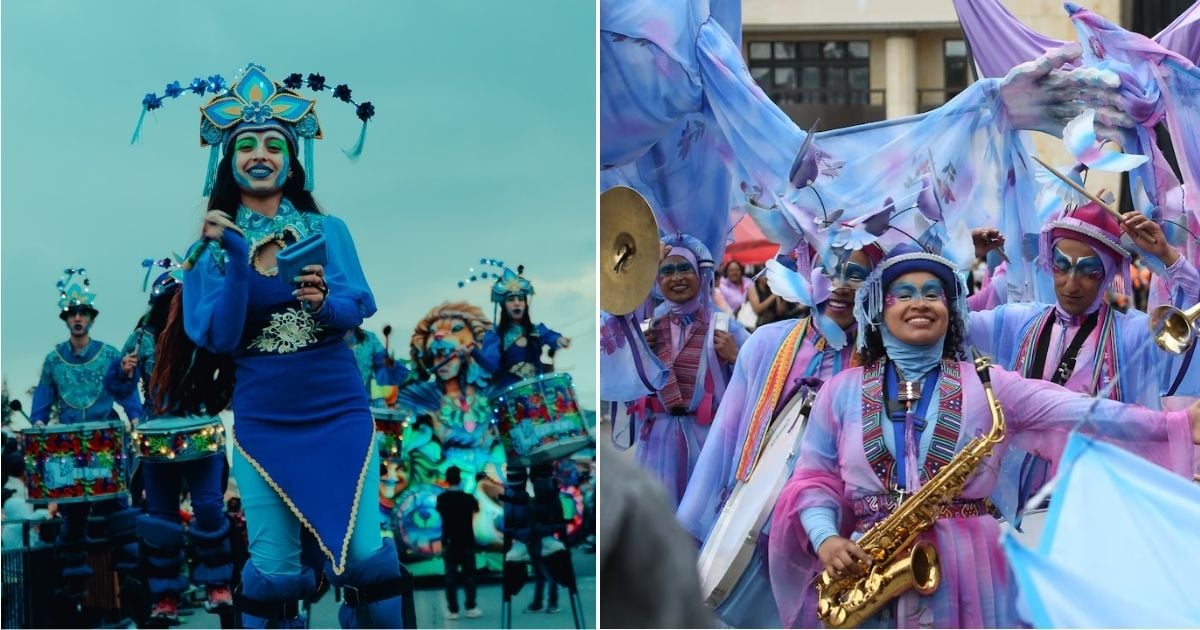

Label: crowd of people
[599,1,1200,628]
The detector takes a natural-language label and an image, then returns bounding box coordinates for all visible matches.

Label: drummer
[29,270,144,618]
[472,264,574,611]
[112,264,235,624]
[475,264,571,388]
[676,242,882,627]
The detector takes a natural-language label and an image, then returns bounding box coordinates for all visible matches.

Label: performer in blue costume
[30,269,144,620]
[345,326,406,408]
[472,262,571,389]
[139,64,402,628]
[468,263,574,614]
[111,260,235,625]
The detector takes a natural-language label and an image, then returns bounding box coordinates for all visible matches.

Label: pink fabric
[1154,2,1200,65]
[768,360,1194,628]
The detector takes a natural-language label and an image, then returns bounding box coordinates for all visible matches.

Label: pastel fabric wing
[765,259,813,307]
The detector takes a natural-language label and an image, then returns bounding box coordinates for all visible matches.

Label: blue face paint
[658,262,697,277]
[827,261,871,289]
[885,279,945,305]
[1051,247,1105,281]
[231,133,290,192]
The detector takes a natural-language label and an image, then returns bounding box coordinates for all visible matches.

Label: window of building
[748,40,870,105]
[944,39,971,99]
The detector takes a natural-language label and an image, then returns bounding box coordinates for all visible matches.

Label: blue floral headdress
[131,63,375,195]
[140,256,185,301]
[56,268,98,318]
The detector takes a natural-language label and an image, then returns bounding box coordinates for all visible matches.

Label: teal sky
[1,1,597,407]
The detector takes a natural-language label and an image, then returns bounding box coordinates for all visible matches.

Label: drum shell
[21,420,129,504]
[132,416,226,463]
[490,373,591,466]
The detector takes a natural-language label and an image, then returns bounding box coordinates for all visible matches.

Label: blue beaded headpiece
[131,63,375,195]
[456,259,535,304]
[56,268,98,319]
[140,256,185,302]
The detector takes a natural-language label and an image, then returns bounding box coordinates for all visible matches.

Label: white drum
[697,388,815,608]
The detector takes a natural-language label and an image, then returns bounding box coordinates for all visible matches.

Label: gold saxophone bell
[1149,302,1200,355]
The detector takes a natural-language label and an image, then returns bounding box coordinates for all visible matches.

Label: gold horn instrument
[1149,302,1200,355]
[814,352,1007,628]
[600,186,660,315]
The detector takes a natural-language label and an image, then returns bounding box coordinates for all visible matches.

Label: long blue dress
[183,199,377,575]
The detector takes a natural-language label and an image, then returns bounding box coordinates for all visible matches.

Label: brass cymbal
[600,186,660,315]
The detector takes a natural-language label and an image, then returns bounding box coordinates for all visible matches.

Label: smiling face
[882,271,949,347]
[658,255,700,304]
[725,261,744,283]
[823,249,872,330]
[232,130,291,196]
[504,295,527,320]
[424,316,477,380]
[1051,238,1106,317]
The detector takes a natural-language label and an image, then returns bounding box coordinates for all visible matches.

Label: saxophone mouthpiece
[971,348,993,381]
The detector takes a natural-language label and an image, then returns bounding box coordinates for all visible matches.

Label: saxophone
[813,352,1006,628]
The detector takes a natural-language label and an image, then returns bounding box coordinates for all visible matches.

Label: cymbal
[600,186,660,315]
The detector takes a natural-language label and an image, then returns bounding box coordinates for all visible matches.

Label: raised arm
[312,216,377,330]
[183,230,250,353]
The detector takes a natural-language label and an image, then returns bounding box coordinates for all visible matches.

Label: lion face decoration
[410,301,492,383]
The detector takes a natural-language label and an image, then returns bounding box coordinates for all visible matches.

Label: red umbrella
[723,215,778,266]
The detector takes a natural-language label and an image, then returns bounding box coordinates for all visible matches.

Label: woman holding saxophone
[766,245,1200,628]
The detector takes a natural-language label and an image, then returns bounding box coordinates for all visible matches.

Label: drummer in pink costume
[677,243,882,628]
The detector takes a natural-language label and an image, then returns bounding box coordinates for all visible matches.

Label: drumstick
[1030,155,1157,244]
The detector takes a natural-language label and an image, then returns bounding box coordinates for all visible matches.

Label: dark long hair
[148,288,234,416]
[856,299,968,366]
[206,145,323,217]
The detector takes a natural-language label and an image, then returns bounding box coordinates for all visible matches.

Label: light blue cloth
[233,445,383,576]
[1002,432,1200,628]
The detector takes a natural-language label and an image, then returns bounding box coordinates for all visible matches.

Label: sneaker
[204,585,234,611]
[542,537,566,555]
[150,596,180,623]
[465,607,483,618]
[506,540,530,562]
[447,611,460,620]
[523,604,544,613]
[547,605,561,614]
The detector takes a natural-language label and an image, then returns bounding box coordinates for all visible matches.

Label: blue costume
[30,269,144,614]
[137,64,401,628]
[111,264,235,622]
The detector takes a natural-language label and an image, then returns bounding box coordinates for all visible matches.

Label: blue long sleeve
[312,217,376,330]
[104,358,144,420]
[183,232,250,353]
[537,323,563,350]
[475,330,501,376]
[30,357,56,422]
[800,505,839,553]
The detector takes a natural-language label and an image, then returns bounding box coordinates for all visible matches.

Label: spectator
[714,261,753,316]
[436,466,481,619]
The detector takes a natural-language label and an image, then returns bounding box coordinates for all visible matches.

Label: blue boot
[190,517,234,611]
[137,515,190,601]
[238,559,316,629]
[324,538,406,629]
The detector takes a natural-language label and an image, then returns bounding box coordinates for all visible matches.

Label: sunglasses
[658,262,697,277]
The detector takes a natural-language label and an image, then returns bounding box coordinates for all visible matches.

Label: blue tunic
[31,339,143,424]
[183,200,377,575]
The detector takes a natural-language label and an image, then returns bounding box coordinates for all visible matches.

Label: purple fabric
[1154,2,1200,65]
[716,276,752,313]
[768,360,1194,628]
[952,0,1068,78]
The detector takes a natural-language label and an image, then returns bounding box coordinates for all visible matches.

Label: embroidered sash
[734,318,808,481]
[861,359,963,490]
[653,314,708,411]
[1013,305,1121,401]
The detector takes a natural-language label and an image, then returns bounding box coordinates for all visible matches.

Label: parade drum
[132,416,226,463]
[373,407,412,461]
[22,420,129,504]
[697,389,816,608]
[394,483,444,558]
[491,373,591,467]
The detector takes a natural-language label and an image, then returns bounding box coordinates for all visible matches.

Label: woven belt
[852,495,994,534]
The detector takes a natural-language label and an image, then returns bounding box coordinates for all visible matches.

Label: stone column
[885,32,917,119]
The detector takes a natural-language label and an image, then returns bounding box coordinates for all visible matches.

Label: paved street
[177,549,596,629]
